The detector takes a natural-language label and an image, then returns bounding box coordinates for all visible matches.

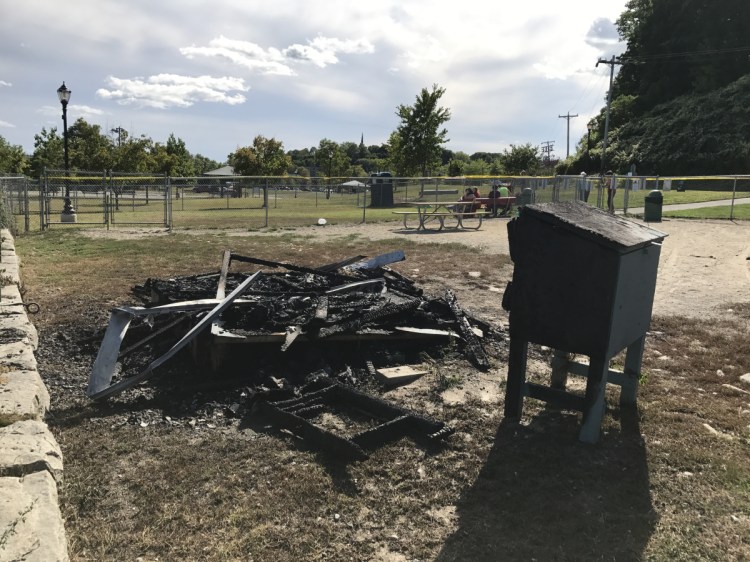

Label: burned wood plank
[252,378,452,460]
[216,249,232,299]
[230,254,355,283]
[325,278,385,295]
[316,255,367,273]
[317,298,421,338]
[444,289,490,371]
[117,315,193,360]
[348,250,405,270]
[88,271,263,400]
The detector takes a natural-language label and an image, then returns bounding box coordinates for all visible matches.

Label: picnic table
[392,202,489,231]
[475,196,516,216]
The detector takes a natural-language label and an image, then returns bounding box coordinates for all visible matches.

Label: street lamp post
[57,82,76,222]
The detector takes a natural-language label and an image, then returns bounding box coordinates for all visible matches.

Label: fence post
[730,175,737,220]
[361,181,367,224]
[40,169,47,230]
[264,179,269,228]
[623,175,630,215]
[24,178,30,232]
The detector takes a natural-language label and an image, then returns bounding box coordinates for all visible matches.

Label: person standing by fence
[578,172,590,203]
[605,170,616,213]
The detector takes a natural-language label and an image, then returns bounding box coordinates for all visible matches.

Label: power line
[620,45,750,64]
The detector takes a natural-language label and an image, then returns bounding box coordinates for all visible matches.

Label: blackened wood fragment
[444,289,490,371]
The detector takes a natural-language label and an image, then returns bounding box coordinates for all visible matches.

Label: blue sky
[0,0,626,163]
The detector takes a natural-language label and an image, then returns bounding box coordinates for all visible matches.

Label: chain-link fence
[2,172,749,233]
[556,173,750,219]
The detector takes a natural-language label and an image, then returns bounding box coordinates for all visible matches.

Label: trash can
[644,189,663,222]
[369,172,394,207]
[516,187,534,207]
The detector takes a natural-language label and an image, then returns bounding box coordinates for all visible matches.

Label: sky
[0,0,627,164]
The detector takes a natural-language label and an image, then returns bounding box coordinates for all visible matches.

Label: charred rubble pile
[87,250,496,459]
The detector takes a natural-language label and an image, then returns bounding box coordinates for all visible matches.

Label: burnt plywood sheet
[521,202,667,251]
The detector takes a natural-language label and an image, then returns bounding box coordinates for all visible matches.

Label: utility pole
[558,112,578,158]
[540,140,554,165]
[596,55,622,173]
[111,126,124,147]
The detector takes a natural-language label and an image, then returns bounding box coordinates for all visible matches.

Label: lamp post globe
[57,81,76,222]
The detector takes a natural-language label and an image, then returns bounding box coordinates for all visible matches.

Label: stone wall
[0,229,69,561]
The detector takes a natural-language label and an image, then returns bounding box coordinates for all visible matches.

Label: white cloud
[181,37,295,76]
[181,34,375,74]
[0,81,11,88]
[36,104,105,119]
[0,120,15,128]
[398,35,446,70]
[283,36,374,67]
[96,74,249,109]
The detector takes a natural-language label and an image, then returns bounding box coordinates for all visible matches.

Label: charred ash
[86,250,498,459]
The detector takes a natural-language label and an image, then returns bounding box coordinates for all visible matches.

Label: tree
[67,118,114,171]
[0,135,28,174]
[29,127,63,177]
[114,134,155,173]
[193,154,222,176]
[228,135,291,176]
[616,0,748,111]
[500,144,542,175]
[394,84,451,176]
[315,139,349,177]
[152,134,195,177]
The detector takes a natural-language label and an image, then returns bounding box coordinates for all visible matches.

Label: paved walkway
[625,196,750,214]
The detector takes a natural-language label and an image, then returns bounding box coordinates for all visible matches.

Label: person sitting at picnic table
[454,188,477,216]
[473,187,481,198]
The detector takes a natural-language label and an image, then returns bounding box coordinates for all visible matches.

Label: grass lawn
[12,229,750,561]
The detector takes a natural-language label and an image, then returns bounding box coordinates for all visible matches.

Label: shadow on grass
[435,406,656,561]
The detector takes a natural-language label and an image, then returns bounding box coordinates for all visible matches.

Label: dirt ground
[25,215,750,561]
[236,216,749,320]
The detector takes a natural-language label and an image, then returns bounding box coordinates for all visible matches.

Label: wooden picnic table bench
[393,203,489,231]
[475,196,516,216]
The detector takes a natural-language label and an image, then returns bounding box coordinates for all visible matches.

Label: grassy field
[8,187,749,233]
[12,229,750,561]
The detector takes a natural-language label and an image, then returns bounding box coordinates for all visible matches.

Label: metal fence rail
[2,172,748,233]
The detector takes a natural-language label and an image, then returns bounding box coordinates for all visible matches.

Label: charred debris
[87,250,498,459]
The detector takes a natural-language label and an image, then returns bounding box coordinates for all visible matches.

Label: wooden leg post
[504,337,528,418]
[621,335,645,406]
[579,356,610,443]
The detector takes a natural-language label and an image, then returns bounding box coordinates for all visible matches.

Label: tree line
[562,0,750,175]
[0,84,547,179]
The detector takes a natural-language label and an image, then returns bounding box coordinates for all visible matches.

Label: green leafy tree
[315,139,349,177]
[500,144,541,175]
[229,135,291,176]
[0,135,28,174]
[394,84,451,176]
[193,154,222,176]
[151,134,196,176]
[385,131,408,176]
[114,134,155,173]
[29,127,64,177]
[616,0,747,111]
[67,118,114,171]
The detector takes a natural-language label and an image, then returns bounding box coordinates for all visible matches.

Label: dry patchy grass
[15,231,750,561]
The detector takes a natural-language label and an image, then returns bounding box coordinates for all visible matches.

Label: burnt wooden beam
[230,253,355,284]
[445,289,490,371]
